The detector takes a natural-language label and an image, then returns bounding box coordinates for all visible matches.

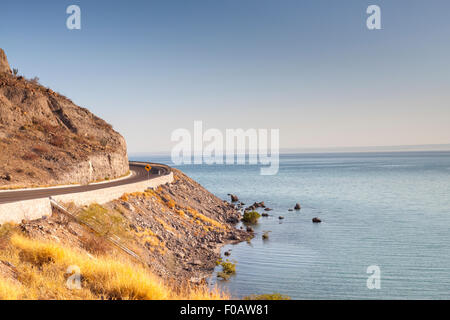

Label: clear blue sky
[1,0,449,153]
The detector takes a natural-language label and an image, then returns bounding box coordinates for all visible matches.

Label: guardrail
[50,198,146,265]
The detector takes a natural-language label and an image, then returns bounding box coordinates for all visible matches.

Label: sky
[1,0,449,153]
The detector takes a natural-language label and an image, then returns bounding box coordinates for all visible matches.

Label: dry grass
[175,209,185,217]
[134,228,166,254]
[0,222,19,249]
[186,207,227,231]
[120,194,129,202]
[0,233,228,300]
[0,278,26,300]
[154,217,176,234]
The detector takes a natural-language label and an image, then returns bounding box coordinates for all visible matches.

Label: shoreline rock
[229,194,239,202]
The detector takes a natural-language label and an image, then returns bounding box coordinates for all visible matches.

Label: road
[0,162,171,205]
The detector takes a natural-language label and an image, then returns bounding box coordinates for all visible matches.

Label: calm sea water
[132,152,450,299]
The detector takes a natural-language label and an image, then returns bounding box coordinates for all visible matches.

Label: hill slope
[0,49,129,188]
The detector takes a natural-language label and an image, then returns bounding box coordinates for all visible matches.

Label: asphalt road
[0,162,171,204]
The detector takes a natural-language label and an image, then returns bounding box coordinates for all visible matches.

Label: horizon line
[129,143,450,157]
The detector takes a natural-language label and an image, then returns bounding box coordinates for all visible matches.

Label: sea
[131,151,450,299]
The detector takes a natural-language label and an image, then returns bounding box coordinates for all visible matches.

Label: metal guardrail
[49,197,145,265]
[129,161,172,176]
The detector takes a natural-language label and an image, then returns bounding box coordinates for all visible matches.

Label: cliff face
[0,49,129,188]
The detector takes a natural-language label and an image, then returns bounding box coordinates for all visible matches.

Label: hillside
[0,169,249,299]
[0,49,129,188]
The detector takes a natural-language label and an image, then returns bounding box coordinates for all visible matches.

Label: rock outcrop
[0,49,129,188]
[0,49,12,74]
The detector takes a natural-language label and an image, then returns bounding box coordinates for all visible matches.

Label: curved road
[0,162,171,205]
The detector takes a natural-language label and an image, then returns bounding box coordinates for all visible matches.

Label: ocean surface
[131,152,450,299]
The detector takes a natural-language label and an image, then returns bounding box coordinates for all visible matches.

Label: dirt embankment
[2,169,250,288]
[0,48,129,188]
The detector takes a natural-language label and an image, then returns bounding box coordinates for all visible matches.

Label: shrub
[221,261,236,274]
[242,211,261,224]
[81,235,110,255]
[100,137,108,147]
[29,76,40,85]
[77,203,126,237]
[217,260,236,280]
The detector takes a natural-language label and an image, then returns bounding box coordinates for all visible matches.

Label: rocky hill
[0,49,129,188]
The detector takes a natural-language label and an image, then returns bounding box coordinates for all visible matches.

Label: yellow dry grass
[134,228,166,254]
[0,234,228,300]
[186,207,227,231]
[154,217,176,234]
[0,279,26,300]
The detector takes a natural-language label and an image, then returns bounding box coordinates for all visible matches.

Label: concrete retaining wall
[0,172,173,224]
[0,198,51,224]
[53,172,173,206]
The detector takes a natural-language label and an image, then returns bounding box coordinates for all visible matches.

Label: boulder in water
[230,194,239,202]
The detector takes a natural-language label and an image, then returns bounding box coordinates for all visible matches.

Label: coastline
[1,167,251,294]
